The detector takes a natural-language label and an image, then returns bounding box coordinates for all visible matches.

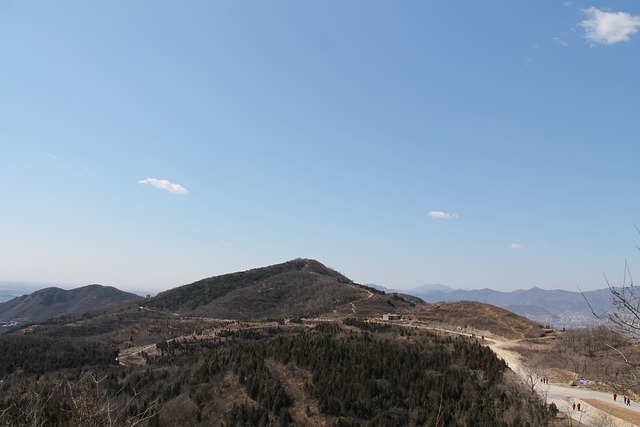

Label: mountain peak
[0,284,142,325]
[144,258,394,320]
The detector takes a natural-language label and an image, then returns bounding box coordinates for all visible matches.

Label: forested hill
[0,320,552,426]
[0,284,142,324]
[143,258,412,319]
[0,261,555,426]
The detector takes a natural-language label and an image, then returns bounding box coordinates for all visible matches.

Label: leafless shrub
[0,374,159,427]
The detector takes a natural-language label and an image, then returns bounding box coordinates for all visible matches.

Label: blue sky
[1,1,639,293]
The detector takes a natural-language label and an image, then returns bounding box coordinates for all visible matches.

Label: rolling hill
[143,258,418,320]
[0,284,142,325]
[408,301,547,340]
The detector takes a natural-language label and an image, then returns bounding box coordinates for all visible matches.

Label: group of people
[613,393,632,406]
[571,393,633,414]
[539,377,549,384]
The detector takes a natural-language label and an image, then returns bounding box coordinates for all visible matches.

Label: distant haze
[0,281,150,303]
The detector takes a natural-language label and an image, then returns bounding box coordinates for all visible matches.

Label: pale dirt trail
[403,321,640,426]
[121,308,639,425]
[489,338,640,427]
[351,289,374,314]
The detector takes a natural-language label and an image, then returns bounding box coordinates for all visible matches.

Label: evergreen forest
[0,320,550,426]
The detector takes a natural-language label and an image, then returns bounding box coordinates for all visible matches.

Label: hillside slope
[408,301,546,339]
[144,258,415,320]
[0,285,142,323]
[0,261,554,425]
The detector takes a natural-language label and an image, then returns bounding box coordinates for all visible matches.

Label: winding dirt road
[489,338,640,426]
[120,308,640,425]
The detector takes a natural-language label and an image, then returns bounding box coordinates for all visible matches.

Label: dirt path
[117,311,638,425]
[117,344,159,366]
[488,338,640,427]
[402,321,640,426]
[350,289,374,314]
[117,319,307,366]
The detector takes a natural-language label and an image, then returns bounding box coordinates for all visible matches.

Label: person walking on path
[613,393,617,401]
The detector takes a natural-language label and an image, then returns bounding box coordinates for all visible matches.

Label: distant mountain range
[0,260,548,343]
[372,284,613,328]
[1,267,614,330]
[0,285,142,328]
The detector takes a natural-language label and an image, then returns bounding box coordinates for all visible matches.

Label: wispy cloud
[579,7,640,45]
[138,178,189,195]
[48,153,58,160]
[510,243,525,250]
[552,37,568,47]
[427,211,459,221]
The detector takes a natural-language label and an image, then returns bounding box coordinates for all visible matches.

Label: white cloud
[579,7,640,45]
[138,177,189,195]
[427,211,459,221]
[552,37,568,47]
[48,153,58,159]
[510,243,525,250]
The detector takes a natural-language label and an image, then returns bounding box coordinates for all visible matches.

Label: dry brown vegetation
[507,327,640,397]
[581,398,640,425]
[0,260,565,426]
[0,285,142,325]
[265,360,327,427]
[407,301,546,340]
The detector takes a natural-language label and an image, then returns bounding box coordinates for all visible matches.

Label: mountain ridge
[143,258,418,320]
[372,283,613,328]
[0,284,142,325]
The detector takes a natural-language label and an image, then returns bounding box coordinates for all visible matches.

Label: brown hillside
[191,267,364,320]
[408,301,546,340]
[0,285,142,324]
[144,258,419,320]
[10,260,421,345]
